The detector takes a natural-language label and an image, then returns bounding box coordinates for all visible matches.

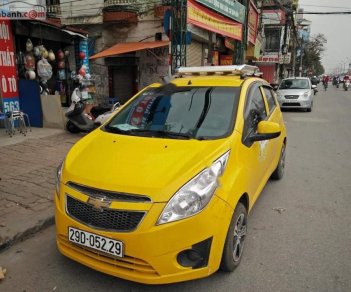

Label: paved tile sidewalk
[0,129,82,251]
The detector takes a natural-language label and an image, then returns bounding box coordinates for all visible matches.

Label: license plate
[68,227,124,258]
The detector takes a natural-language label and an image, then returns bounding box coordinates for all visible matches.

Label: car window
[242,83,267,146]
[262,87,276,114]
[105,84,240,140]
[279,79,310,89]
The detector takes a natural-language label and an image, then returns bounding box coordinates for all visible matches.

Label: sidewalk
[0,127,83,251]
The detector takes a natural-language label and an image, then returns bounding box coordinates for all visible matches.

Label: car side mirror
[250,121,281,142]
[272,85,279,91]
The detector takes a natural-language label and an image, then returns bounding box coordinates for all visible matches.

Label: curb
[0,216,55,253]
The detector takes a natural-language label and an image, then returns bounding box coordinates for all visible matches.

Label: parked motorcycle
[344,80,350,91]
[65,87,120,133]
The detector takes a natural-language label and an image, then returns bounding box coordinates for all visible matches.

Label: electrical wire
[299,4,351,10]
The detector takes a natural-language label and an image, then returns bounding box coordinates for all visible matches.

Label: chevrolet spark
[55,65,287,284]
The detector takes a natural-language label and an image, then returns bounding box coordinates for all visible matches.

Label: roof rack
[175,65,261,77]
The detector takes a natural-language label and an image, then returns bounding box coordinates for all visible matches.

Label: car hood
[277,89,311,96]
[63,129,231,203]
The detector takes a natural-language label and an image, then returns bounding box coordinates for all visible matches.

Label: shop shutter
[186,41,203,67]
[258,64,276,84]
[112,66,135,104]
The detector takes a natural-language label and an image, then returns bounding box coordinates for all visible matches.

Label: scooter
[65,87,120,133]
[344,80,350,91]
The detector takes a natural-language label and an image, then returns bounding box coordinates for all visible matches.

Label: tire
[220,202,248,272]
[66,121,81,133]
[307,102,313,112]
[271,143,286,180]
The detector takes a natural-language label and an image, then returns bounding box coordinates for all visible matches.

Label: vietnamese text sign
[0,19,19,111]
[195,0,246,24]
[0,0,46,20]
[188,0,242,41]
[256,53,291,64]
[262,10,285,25]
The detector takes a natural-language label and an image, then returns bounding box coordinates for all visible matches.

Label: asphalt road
[1,84,351,292]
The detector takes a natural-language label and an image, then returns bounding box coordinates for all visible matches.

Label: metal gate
[186,41,203,67]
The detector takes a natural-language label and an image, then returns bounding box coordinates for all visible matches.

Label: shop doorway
[111,66,137,104]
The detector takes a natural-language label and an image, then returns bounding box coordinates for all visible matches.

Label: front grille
[67,182,151,203]
[66,195,145,232]
[284,95,299,99]
[282,102,301,107]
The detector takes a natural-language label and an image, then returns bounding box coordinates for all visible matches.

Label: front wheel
[66,121,81,133]
[271,143,286,180]
[220,203,247,272]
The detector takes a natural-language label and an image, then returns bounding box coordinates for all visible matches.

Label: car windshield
[279,79,310,90]
[105,84,240,140]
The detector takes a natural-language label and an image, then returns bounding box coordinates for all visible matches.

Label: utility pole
[234,0,249,64]
[299,38,303,77]
[171,0,187,73]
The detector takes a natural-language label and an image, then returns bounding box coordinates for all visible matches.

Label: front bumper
[55,185,233,284]
[279,99,312,109]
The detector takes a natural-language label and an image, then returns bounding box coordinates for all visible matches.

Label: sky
[299,0,351,74]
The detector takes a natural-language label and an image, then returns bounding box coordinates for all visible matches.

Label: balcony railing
[47,4,61,18]
[104,0,141,12]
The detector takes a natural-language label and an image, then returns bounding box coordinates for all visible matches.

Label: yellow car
[55,65,287,284]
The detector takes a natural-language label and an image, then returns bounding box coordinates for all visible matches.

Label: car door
[239,82,270,204]
[261,85,283,173]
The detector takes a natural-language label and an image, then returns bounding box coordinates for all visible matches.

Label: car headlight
[157,151,230,225]
[56,161,64,198]
[303,91,311,98]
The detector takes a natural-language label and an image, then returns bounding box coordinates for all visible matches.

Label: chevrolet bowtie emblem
[88,197,111,211]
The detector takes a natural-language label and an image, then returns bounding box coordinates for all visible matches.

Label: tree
[296,33,326,76]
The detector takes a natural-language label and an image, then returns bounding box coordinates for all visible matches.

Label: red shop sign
[0,19,18,99]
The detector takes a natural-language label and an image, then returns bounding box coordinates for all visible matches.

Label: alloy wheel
[232,213,247,262]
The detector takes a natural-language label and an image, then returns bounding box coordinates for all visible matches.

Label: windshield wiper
[127,129,192,139]
[105,126,192,139]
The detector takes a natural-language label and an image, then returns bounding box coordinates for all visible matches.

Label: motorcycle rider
[332,76,338,86]
[343,74,350,90]
[322,75,329,90]
[311,75,319,86]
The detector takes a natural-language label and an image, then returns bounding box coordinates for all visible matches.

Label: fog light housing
[177,237,212,269]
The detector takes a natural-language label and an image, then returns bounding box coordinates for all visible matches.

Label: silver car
[276,77,315,112]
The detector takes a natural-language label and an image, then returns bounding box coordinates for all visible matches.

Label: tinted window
[263,87,276,114]
[105,84,240,140]
[242,83,267,145]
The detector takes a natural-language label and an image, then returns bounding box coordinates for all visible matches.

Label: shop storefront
[10,20,88,127]
[187,0,243,66]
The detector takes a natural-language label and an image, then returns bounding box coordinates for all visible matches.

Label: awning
[89,41,170,60]
[62,29,87,39]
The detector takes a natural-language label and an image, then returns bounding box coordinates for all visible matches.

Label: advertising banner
[220,55,233,65]
[248,1,259,45]
[188,0,242,41]
[75,38,90,73]
[0,19,19,112]
[195,0,246,24]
